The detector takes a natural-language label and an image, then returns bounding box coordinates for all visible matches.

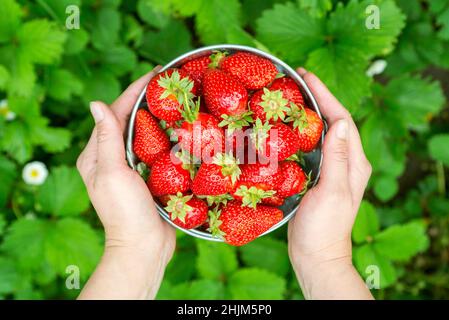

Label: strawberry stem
[208,51,228,69]
[235,185,275,208]
[165,192,193,223]
[212,152,241,185]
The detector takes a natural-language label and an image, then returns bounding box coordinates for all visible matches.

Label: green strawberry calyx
[259,88,290,122]
[165,192,194,223]
[175,150,198,179]
[208,51,228,69]
[299,171,313,196]
[180,96,201,124]
[158,70,196,105]
[199,194,234,207]
[219,111,254,134]
[207,208,225,238]
[285,102,309,133]
[235,185,275,208]
[250,118,272,152]
[212,152,241,185]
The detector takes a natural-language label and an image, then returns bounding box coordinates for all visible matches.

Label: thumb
[318,119,350,193]
[90,101,126,168]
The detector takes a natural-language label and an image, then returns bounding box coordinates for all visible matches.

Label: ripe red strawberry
[261,195,285,207]
[232,162,282,207]
[202,69,248,118]
[220,52,278,90]
[176,110,225,161]
[270,77,304,106]
[249,88,290,123]
[192,153,241,196]
[133,109,171,166]
[147,151,194,197]
[209,200,283,246]
[251,119,300,161]
[165,193,208,229]
[275,161,308,198]
[146,68,197,121]
[286,104,323,153]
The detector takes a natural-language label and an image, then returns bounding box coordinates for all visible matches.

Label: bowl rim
[126,44,325,242]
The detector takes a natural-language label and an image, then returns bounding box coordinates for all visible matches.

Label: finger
[318,119,350,194]
[111,66,162,129]
[77,128,98,182]
[90,101,127,169]
[296,68,350,125]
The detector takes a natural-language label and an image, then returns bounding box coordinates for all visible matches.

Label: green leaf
[165,251,197,284]
[0,0,22,43]
[298,0,332,17]
[0,214,6,235]
[137,0,170,29]
[352,201,379,244]
[6,55,36,97]
[91,8,121,51]
[429,134,449,167]
[64,29,89,55]
[102,46,137,76]
[373,175,399,202]
[196,240,238,281]
[38,0,82,22]
[373,221,429,262]
[140,20,192,65]
[228,268,286,299]
[81,69,121,104]
[31,125,72,153]
[305,47,372,112]
[382,75,445,131]
[44,218,102,277]
[353,244,397,288]
[159,280,225,299]
[240,237,290,276]
[37,166,90,216]
[0,65,10,89]
[45,68,83,101]
[1,121,33,163]
[0,257,20,295]
[17,19,66,65]
[0,155,17,208]
[256,2,325,65]
[131,62,154,81]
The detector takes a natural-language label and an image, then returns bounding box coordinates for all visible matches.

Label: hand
[76,67,175,299]
[288,68,373,300]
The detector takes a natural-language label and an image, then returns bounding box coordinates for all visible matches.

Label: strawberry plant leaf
[37,0,82,22]
[165,251,197,284]
[17,19,66,65]
[91,8,121,51]
[102,46,137,76]
[352,200,379,244]
[137,0,171,29]
[159,279,225,299]
[45,68,83,101]
[196,240,238,281]
[298,0,332,17]
[0,0,22,43]
[1,121,34,163]
[44,218,102,278]
[130,62,154,81]
[0,214,6,235]
[31,125,72,153]
[228,268,286,299]
[64,29,89,55]
[80,69,121,104]
[0,257,20,295]
[353,244,397,288]
[373,221,429,262]
[256,2,325,65]
[36,166,90,216]
[0,65,10,89]
[373,175,398,202]
[239,237,290,276]
[0,155,17,208]
[140,19,192,65]
[428,134,449,167]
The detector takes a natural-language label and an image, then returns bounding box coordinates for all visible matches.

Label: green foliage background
[0,0,448,299]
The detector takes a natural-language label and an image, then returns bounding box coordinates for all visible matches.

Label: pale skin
[77,66,373,300]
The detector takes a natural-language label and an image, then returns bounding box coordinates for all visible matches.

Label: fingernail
[336,119,348,140]
[90,102,104,123]
[297,67,307,76]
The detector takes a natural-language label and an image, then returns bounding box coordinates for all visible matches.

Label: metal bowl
[126,44,325,242]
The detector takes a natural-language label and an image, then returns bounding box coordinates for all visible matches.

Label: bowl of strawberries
[126,44,325,246]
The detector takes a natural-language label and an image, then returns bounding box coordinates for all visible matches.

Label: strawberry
[180,52,226,95]
[146,68,197,121]
[261,195,285,207]
[220,52,278,90]
[251,119,300,161]
[249,88,290,123]
[175,99,225,161]
[165,193,208,229]
[209,200,283,246]
[269,77,304,106]
[147,151,194,197]
[232,162,282,207]
[192,153,241,196]
[202,69,248,119]
[286,104,323,153]
[275,161,308,198]
[133,109,171,166]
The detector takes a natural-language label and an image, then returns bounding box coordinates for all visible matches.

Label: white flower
[22,161,49,186]
[0,99,16,121]
[366,59,387,77]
